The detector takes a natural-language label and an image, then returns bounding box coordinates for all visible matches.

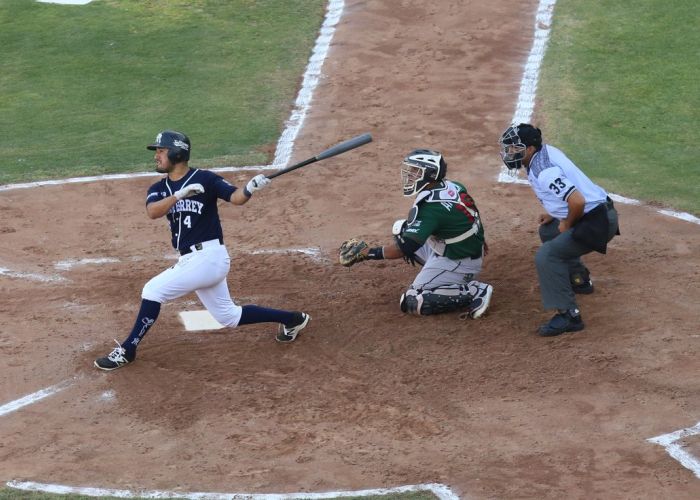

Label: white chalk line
[648,421,700,479]
[249,247,325,261]
[54,257,121,271]
[0,379,73,417]
[497,0,556,186]
[0,0,344,194]
[497,0,699,226]
[2,248,327,284]
[0,266,67,283]
[250,247,320,255]
[5,481,459,500]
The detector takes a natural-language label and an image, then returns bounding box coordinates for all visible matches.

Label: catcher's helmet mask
[147,130,191,163]
[401,149,447,196]
[498,123,542,170]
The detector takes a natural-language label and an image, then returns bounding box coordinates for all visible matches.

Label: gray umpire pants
[536,202,619,311]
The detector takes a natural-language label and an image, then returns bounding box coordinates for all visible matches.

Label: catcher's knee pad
[400,285,472,316]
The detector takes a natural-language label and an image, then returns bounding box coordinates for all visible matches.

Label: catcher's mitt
[339,238,368,267]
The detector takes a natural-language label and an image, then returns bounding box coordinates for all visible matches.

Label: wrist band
[367,246,384,260]
[243,187,252,198]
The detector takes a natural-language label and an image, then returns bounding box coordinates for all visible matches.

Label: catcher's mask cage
[498,123,542,170]
[401,149,447,196]
[147,130,191,163]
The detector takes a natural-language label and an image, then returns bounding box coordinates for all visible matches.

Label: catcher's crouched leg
[399,281,493,318]
[400,285,473,316]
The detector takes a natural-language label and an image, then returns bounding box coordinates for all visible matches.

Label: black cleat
[94,341,134,371]
[538,310,585,337]
[276,312,310,343]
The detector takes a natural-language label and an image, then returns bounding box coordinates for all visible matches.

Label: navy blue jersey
[146,169,237,252]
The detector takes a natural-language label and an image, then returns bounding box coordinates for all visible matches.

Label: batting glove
[174,183,205,201]
[245,174,271,196]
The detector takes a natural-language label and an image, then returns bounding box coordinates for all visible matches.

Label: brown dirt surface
[1,0,699,498]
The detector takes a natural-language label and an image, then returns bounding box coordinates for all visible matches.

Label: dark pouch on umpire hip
[571,203,610,254]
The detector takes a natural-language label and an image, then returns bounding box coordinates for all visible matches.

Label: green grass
[0,488,437,500]
[537,0,699,214]
[0,0,325,184]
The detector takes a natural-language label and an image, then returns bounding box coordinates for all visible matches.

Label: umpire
[498,124,620,336]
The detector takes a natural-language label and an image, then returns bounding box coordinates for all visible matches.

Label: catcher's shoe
[538,309,585,337]
[276,312,310,343]
[94,340,134,371]
[467,283,493,319]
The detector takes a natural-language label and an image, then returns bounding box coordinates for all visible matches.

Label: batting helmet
[498,123,542,170]
[147,130,191,163]
[401,149,447,196]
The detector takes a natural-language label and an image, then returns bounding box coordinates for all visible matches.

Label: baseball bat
[267,133,372,179]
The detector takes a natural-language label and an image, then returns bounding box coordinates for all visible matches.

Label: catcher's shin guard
[400,285,473,315]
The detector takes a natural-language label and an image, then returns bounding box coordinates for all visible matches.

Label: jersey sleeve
[146,181,165,205]
[402,204,438,244]
[538,166,577,201]
[212,174,237,202]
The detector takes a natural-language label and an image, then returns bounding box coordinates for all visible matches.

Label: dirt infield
[1,0,699,498]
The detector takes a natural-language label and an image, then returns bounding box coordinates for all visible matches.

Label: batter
[95,130,310,371]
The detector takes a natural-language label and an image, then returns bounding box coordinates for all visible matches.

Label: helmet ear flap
[168,147,188,163]
[436,155,447,180]
[167,149,181,163]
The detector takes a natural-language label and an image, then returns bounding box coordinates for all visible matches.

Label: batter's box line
[0,379,74,417]
[5,480,460,500]
[648,421,700,479]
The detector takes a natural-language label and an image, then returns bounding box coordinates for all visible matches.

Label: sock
[238,305,296,326]
[121,299,161,358]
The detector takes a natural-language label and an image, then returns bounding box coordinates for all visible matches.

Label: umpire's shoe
[276,312,311,343]
[94,341,134,371]
[538,309,585,337]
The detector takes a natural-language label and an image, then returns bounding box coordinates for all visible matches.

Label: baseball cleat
[538,310,585,337]
[468,283,493,319]
[276,312,310,343]
[94,340,133,371]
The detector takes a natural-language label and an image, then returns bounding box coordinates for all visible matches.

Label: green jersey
[402,180,485,260]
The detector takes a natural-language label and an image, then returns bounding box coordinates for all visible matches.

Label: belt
[180,237,223,256]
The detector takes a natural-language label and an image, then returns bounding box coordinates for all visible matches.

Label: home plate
[179,310,224,331]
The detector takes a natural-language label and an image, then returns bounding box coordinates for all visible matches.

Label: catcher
[339,149,493,318]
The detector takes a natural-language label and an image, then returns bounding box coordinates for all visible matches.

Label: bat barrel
[267,132,373,179]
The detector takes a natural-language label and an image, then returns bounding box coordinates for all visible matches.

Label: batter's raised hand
[245,174,271,195]
[174,183,205,200]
